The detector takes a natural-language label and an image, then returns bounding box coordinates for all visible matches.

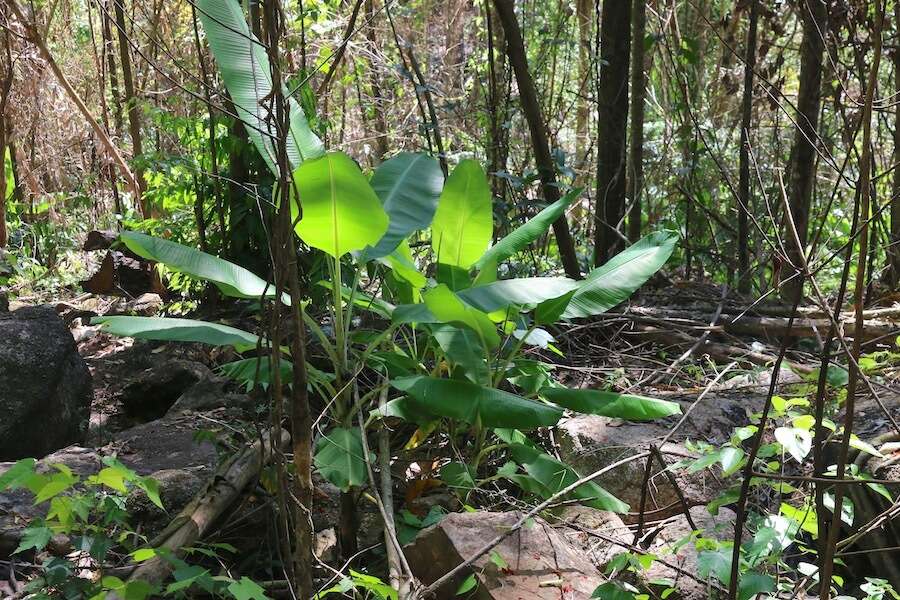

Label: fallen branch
[631,325,814,374]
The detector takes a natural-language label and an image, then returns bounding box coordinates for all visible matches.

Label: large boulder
[404,511,603,599]
[556,390,764,522]
[0,306,92,460]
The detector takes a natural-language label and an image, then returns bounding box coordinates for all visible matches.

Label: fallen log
[631,325,814,374]
[619,307,900,344]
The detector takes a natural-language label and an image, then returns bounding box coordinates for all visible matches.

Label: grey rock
[119,359,211,421]
[127,468,205,537]
[0,306,92,460]
[168,372,253,415]
[644,507,736,600]
[404,511,603,599]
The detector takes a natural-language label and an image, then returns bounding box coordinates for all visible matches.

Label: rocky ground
[2,288,900,598]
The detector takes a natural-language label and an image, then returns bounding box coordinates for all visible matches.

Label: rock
[82,250,166,297]
[557,416,708,521]
[82,230,120,251]
[552,506,632,569]
[168,372,254,415]
[127,468,205,537]
[644,507,736,600]
[404,511,603,599]
[0,291,8,312]
[0,306,92,460]
[556,391,762,522]
[0,411,222,559]
[120,359,211,421]
[111,411,220,475]
[107,293,164,317]
[0,446,102,557]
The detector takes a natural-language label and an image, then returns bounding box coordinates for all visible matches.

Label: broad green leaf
[535,290,577,325]
[563,231,678,319]
[697,550,732,584]
[93,316,262,352]
[591,581,637,600]
[313,428,370,491]
[738,572,775,600]
[542,388,681,420]
[0,458,36,491]
[15,522,52,554]
[476,188,581,271]
[440,462,476,492]
[390,376,562,429]
[431,159,492,268]
[436,263,472,291]
[366,153,444,258]
[508,443,629,512]
[292,152,389,257]
[228,576,272,600]
[431,325,489,383]
[457,277,580,313]
[455,574,477,595]
[382,240,426,289]
[424,284,500,349]
[774,426,812,463]
[197,0,322,176]
[121,232,282,302]
[719,447,745,476]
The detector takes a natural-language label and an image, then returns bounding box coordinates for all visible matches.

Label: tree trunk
[101,0,124,141]
[889,0,900,289]
[782,0,827,302]
[365,0,389,163]
[594,0,631,264]
[575,0,592,174]
[0,30,11,249]
[113,0,149,216]
[0,117,7,249]
[492,0,581,280]
[626,0,645,243]
[737,0,759,294]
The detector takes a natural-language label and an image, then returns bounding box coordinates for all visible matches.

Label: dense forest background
[3,1,900,600]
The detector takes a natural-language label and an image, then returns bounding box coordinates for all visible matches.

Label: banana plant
[96,0,684,521]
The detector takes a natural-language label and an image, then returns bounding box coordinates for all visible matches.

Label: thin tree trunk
[594,0,631,264]
[0,30,11,248]
[0,117,7,249]
[101,0,124,141]
[262,0,314,595]
[113,0,149,216]
[365,0,389,163]
[888,0,900,288]
[492,0,581,280]
[782,0,827,302]
[737,0,759,294]
[626,0,645,243]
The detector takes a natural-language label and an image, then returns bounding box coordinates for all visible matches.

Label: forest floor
[6,275,900,597]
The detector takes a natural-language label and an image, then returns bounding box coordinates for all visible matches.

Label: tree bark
[0,30,11,249]
[365,0,390,163]
[492,0,581,279]
[889,0,900,289]
[782,0,827,302]
[594,0,631,264]
[575,0,592,176]
[737,0,759,294]
[626,0,646,243]
[101,0,124,141]
[112,0,149,216]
